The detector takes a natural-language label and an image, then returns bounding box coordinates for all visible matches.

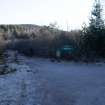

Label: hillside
[0,24,81,59]
[0,24,62,40]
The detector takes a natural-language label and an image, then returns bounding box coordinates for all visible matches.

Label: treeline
[0,24,81,59]
[10,27,81,59]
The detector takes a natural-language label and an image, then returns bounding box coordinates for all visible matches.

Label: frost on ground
[0,51,105,105]
[0,51,46,105]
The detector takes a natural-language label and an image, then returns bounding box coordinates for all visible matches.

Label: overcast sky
[0,0,105,30]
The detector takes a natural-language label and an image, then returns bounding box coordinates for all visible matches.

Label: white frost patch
[0,52,43,105]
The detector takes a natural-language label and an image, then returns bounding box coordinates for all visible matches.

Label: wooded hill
[0,24,81,59]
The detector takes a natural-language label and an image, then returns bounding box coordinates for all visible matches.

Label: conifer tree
[82,0,105,58]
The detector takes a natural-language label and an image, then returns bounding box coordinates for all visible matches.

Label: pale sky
[0,0,105,30]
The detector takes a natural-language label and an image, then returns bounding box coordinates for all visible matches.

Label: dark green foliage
[0,25,8,32]
[81,0,105,59]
